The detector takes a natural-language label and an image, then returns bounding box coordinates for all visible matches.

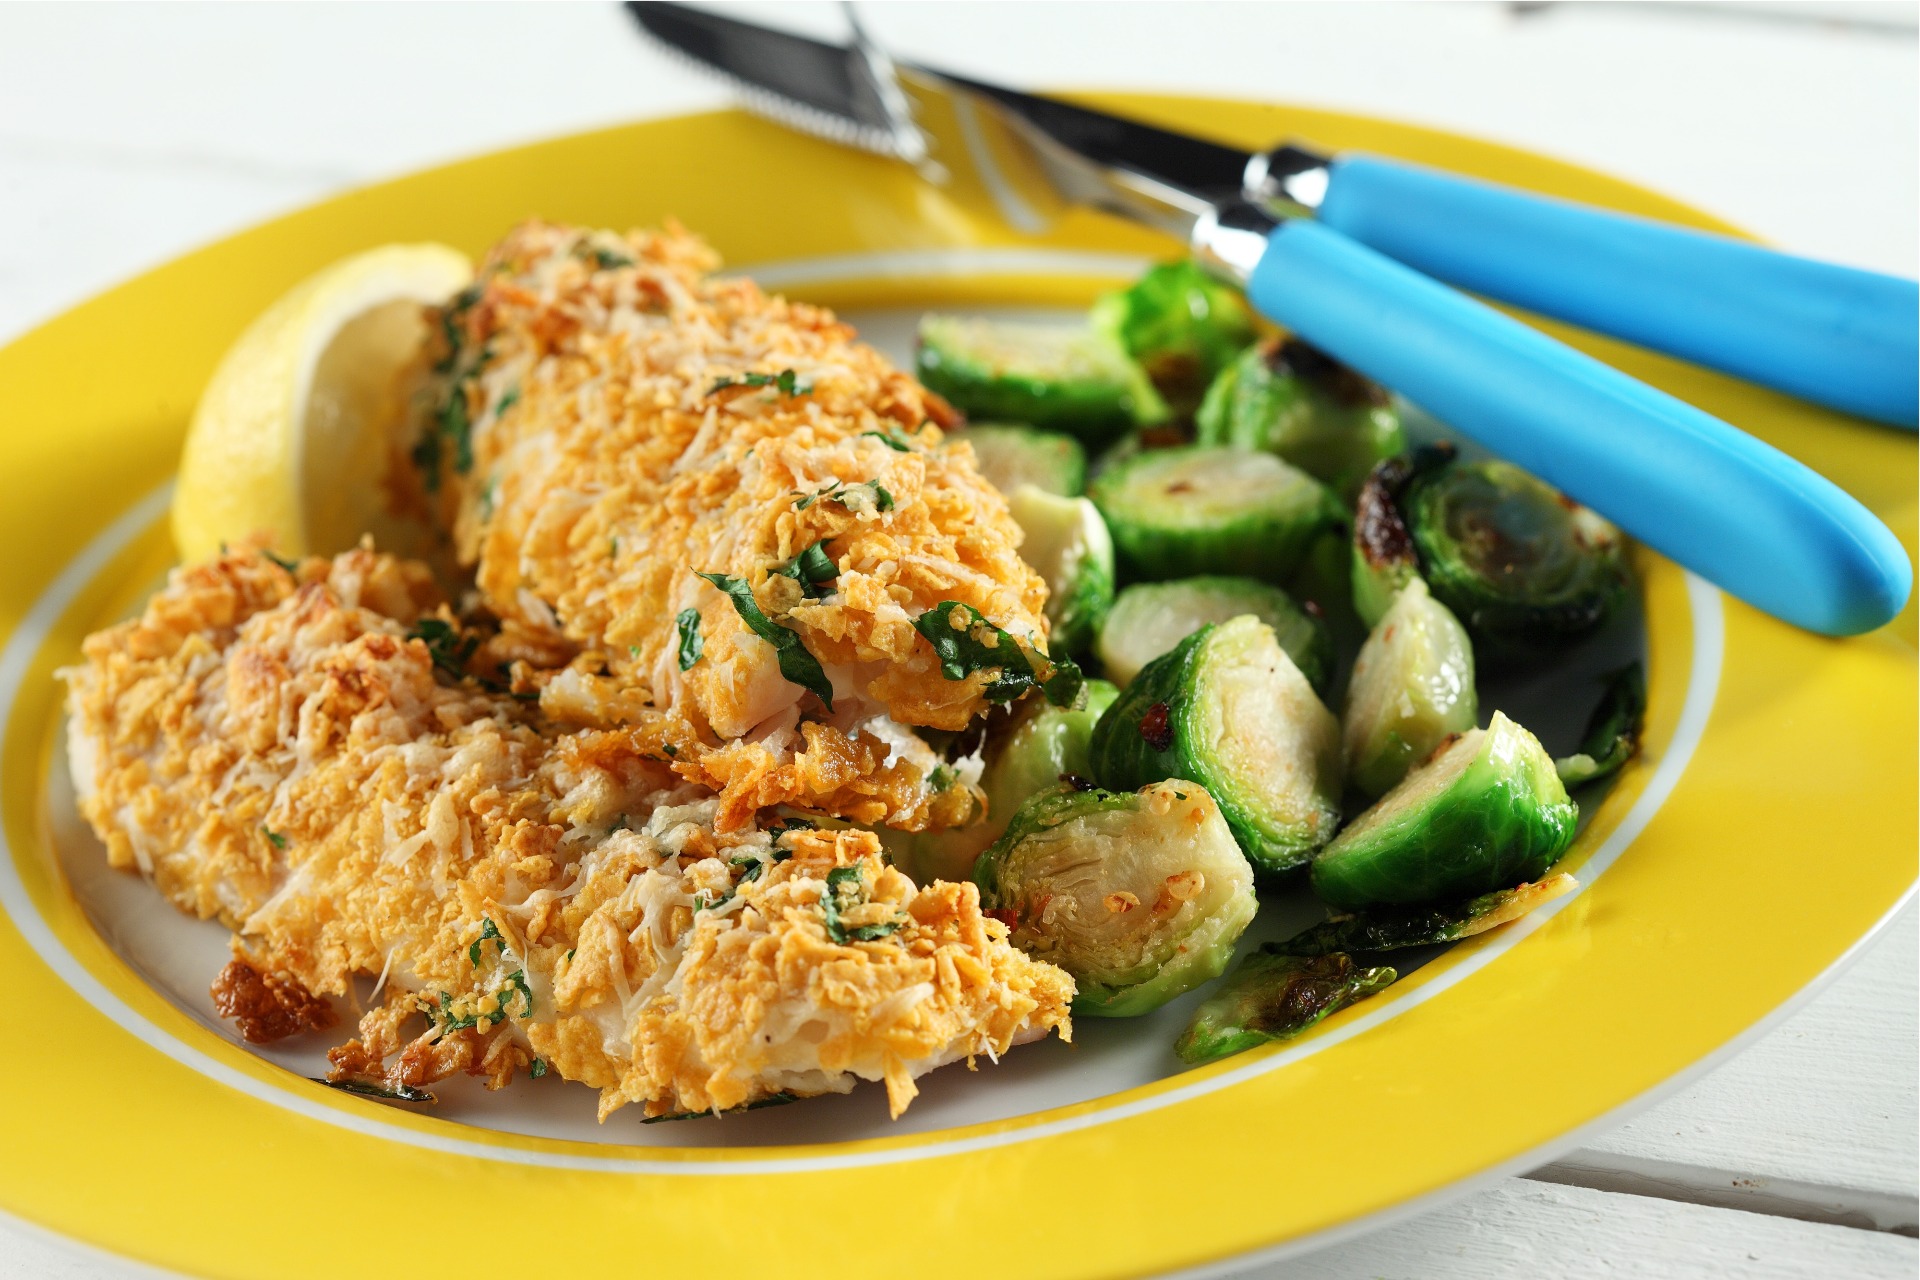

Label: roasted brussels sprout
[1275,873,1576,956]
[890,681,1120,886]
[1310,712,1577,910]
[1008,485,1115,655]
[955,423,1087,497]
[1195,337,1405,498]
[1095,575,1333,698]
[916,315,1167,445]
[1091,615,1343,874]
[975,779,1258,1016]
[1410,459,1629,655]
[1342,578,1478,798]
[1089,445,1345,583]
[1555,662,1646,787]
[1174,951,1396,1064]
[1349,445,1452,629]
[1092,260,1258,412]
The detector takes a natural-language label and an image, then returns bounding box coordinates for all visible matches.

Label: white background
[0,3,1913,1277]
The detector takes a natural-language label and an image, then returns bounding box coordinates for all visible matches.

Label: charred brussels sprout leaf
[1277,873,1576,956]
[1349,445,1454,629]
[1406,458,1630,656]
[975,780,1257,1016]
[696,571,835,710]
[955,423,1088,497]
[1089,445,1346,584]
[1342,578,1478,799]
[913,601,1084,708]
[1174,951,1396,1064]
[1091,615,1343,874]
[1311,712,1577,910]
[1195,338,1404,499]
[1556,662,1646,786]
[1095,576,1333,699]
[888,681,1120,886]
[1008,485,1115,655]
[916,315,1167,446]
[1092,260,1257,413]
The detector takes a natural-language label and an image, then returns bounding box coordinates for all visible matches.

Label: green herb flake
[530,1058,549,1078]
[793,480,893,514]
[408,617,481,682]
[821,865,901,945]
[675,608,704,670]
[861,427,914,452]
[696,571,834,710]
[911,601,1085,708]
[771,542,838,599]
[469,917,504,967]
[710,368,810,398]
[261,549,300,574]
[928,765,956,792]
[317,1077,436,1104]
[260,826,289,850]
[496,385,520,416]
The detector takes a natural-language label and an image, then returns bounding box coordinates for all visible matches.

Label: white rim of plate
[0,248,1724,1180]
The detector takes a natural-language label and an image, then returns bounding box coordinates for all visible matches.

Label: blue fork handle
[1315,154,1920,428]
[1246,219,1913,636]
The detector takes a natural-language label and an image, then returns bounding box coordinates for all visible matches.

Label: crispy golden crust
[64,547,1071,1119]
[419,220,1048,828]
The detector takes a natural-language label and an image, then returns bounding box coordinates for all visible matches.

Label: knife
[628,1,1913,636]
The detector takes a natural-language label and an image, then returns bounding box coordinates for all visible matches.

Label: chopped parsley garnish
[675,608,704,670]
[495,385,520,415]
[771,542,837,598]
[696,571,834,710]
[530,1058,548,1079]
[582,245,636,270]
[432,283,483,375]
[793,479,894,513]
[640,1092,798,1123]
[821,865,901,944]
[408,617,480,681]
[764,817,814,841]
[260,826,288,850]
[710,368,809,397]
[928,765,956,792]
[469,917,504,967]
[261,549,300,573]
[861,427,915,452]
[911,601,1085,708]
[609,536,620,559]
[318,1078,435,1103]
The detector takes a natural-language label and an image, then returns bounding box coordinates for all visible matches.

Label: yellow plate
[0,100,1912,1279]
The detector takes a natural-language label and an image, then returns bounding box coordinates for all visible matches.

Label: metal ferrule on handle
[1193,203,1913,637]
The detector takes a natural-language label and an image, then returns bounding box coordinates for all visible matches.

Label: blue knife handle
[1245,219,1913,636]
[1315,154,1920,429]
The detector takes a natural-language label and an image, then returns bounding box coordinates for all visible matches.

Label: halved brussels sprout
[1349,445,1452,629]
[889,681,1121,886]
[1174,951,1396,1065]
[1088,445,1345,583]
[1405,458,1630,656]
[1095,576,1333,698]
[975,779,1258,1017]
[916,315,1167,446]
[1091,615,1343,875]
[1276,873,1576,956]
[1310,711,1577,910]
[1195,338,1405,498]
[955,423,1087,497]
[1008,485,1115,655]
[1342,578,1478,799]
[1555,662,1646,787]
[1092,260,1258,413]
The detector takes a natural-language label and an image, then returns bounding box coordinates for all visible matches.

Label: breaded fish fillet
[63,547,1072,1119]
[410,221,1058,832]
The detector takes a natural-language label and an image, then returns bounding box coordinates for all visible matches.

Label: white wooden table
[0,4,1912,1276]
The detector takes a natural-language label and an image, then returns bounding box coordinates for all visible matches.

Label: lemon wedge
[171,243,473,564]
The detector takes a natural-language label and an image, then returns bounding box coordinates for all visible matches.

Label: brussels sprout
[1276,873,1576,956]
[1195,338,1405,498]
[1088,445,1345,584]
[1310,711,1577,910]
[916,315,1167,446]
[1008,485,1115,655]
[1407,458,1630,656]
[1091,260,1258,412]
[974,779,1258,1016]
[1555,662,1646,787]
[1342,578,1478,799]
[888,681,1121,886]
[1091,615,1343,874]
[1095,576,1333,698]
[955,423,1087,497]
[1174,951,1396,1065]
[1349,445,1453,629]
